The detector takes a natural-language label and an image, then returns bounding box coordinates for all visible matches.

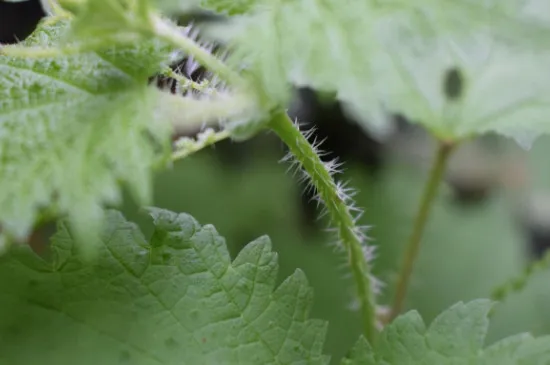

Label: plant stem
[160,67,212,93]
[172,129,232,161]
[269,111,378,343]
[151,15,244,89]
[389,141,455,321]
[491,249,550,304]
[160,91,258,134]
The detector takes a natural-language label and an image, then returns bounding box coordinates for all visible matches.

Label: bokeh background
[4,1,550,363]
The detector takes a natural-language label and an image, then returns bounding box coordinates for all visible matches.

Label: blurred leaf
[342,300,550,364]
[222,0,393,138]
[380,31,550,147]
[340,337,375,365]
[218,0,550,144]
[200,0,259,15]
[60,0,146,37]
[153,0,204,15]
[0,20,172,251]
[0,208,329,364]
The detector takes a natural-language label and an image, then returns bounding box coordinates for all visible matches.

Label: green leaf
[379,31,550,147]
[425,300,491,356]
[221,0,550,144]
[340,337,375,365]
[200,0,259,15]
[61,0,147,37]
[0,20,172,249]
[342,300,550,364]
[0,208,329,365]
[483,333,550,364]
[377,310,430,363]
[224,0,392,137]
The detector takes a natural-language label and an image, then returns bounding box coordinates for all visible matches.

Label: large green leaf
[0,208,328,364]
[0,20,172,249]
[220,0,550,145]
[223,0,391,137]
[341,300,550,364]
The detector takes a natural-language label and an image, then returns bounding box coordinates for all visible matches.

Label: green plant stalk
[269,111,377,343]
[389,141,455,321]
[172,129,232,161]
[491,249,550,304]
[161,67,211,93]
[160,91,259,133]
[151,15,245,90]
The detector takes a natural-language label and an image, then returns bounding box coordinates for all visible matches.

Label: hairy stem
[151,15,244,89]
[269,111,377,343]
[160,67,213,93]
[491,250,550,305]
[389,141,455,321]
[172,129,231,161]
[159,91,259,134]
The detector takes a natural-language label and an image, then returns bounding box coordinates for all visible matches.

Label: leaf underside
[212,0,550,146]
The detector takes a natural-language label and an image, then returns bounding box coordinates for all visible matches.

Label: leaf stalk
[491,249,550,305]
[389,140,455,321]
[172,129,232,161]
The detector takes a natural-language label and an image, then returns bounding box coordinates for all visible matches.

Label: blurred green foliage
[120,134,550,363]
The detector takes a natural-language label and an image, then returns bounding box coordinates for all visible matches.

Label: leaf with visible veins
[0,208,329,364]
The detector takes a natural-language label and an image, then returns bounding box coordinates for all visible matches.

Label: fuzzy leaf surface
[341,300,550,364]
[222,0,550,145]
[200,0,258,15]
[67,0,143,36]
[0,20,172,246]
[0,208,329,365]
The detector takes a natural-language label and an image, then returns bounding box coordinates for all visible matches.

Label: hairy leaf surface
[341,300,550,364]
[200,0,258,15]
[221,0,550,145]
[0,20,172,247]
[0,208,329,364]
[67,0,143,37]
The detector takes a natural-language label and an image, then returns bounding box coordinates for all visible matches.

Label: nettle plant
[3,0,550,363]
